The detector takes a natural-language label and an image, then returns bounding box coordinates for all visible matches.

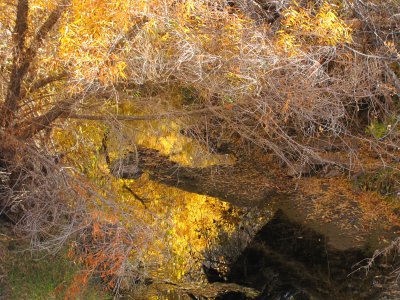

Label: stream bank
[224,209,398,300]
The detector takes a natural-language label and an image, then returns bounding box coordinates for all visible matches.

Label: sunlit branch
[1,0,70,128]
[108,17,149,54]
[21,0,71,84]
[343,45,398,61]
[384,63,400,94]
[30,0,71,50]
[65,108,216,121]
[20,72,69,101]
[18,92,90,139]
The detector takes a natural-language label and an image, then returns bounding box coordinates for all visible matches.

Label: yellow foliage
[58,0,135,85]
[277,2,352,54]
[125,175,239,281]
[52,112,238,281]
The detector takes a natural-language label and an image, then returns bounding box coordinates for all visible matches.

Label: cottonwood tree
[0,0,399,295]
[0,0,272,292]
[0,0,161,293]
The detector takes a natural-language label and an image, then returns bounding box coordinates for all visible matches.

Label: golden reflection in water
[125,175,239,281]
[52,102,259,283]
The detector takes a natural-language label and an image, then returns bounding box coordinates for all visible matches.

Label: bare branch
[343,45,398,61]
[108,17,149,54]
[1,0,70,128]
[31,72,68,92]
[384,63,400,94]
[29,0,71,51]
[17,92,87,140]
[19,72,68,102]
[65,107,216,121]
[1,0,29,127]
[122,183,147,209]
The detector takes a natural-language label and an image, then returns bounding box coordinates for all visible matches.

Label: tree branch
[123,147,279,207]
[384,63,400,95]
[65,108,215,121]
[30,0,71,51]
[19,72,68,101]
[108,17,149,54]
[13,11,148,139]
[19,0,71,86]
[122,183,147,209]
[1,0,70,128]
[17,92,86,140]
[2,0,29,127]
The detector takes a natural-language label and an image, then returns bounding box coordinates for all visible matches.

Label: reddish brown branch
[18,0,71,88]
[1,0,70,128]
[17,93,85,140]
[19,72,68,101]
[2,0,29,127]
[10,9,148,139]
[31,0,71,50]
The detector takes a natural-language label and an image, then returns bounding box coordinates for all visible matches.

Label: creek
[113,117,399,299]
[122,192,399,300]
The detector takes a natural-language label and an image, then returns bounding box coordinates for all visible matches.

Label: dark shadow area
[211,210,398,300]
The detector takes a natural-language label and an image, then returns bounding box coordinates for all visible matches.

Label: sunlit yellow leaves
[112,99,233,167]
[52,106,238,281]
[31,0,58,11]
[315,3,353,45]
[29,0,59,36]
[56,0,245,88]
[276,32,300,54]
[186,0,195,16]
[277,2,352,54]
[125,175,239,281]
[58,0,136,85]
[52,120,108,178]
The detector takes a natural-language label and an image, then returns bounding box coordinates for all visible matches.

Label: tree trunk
[133,147,281,207]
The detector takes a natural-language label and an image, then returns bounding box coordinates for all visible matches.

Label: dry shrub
[354,237,400,298]
[116,0,399,171]
[0,132,153,295]
[70,214,136,294]
[363,237,400,274]
[0,136,89,252]
[0,0,399,296]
